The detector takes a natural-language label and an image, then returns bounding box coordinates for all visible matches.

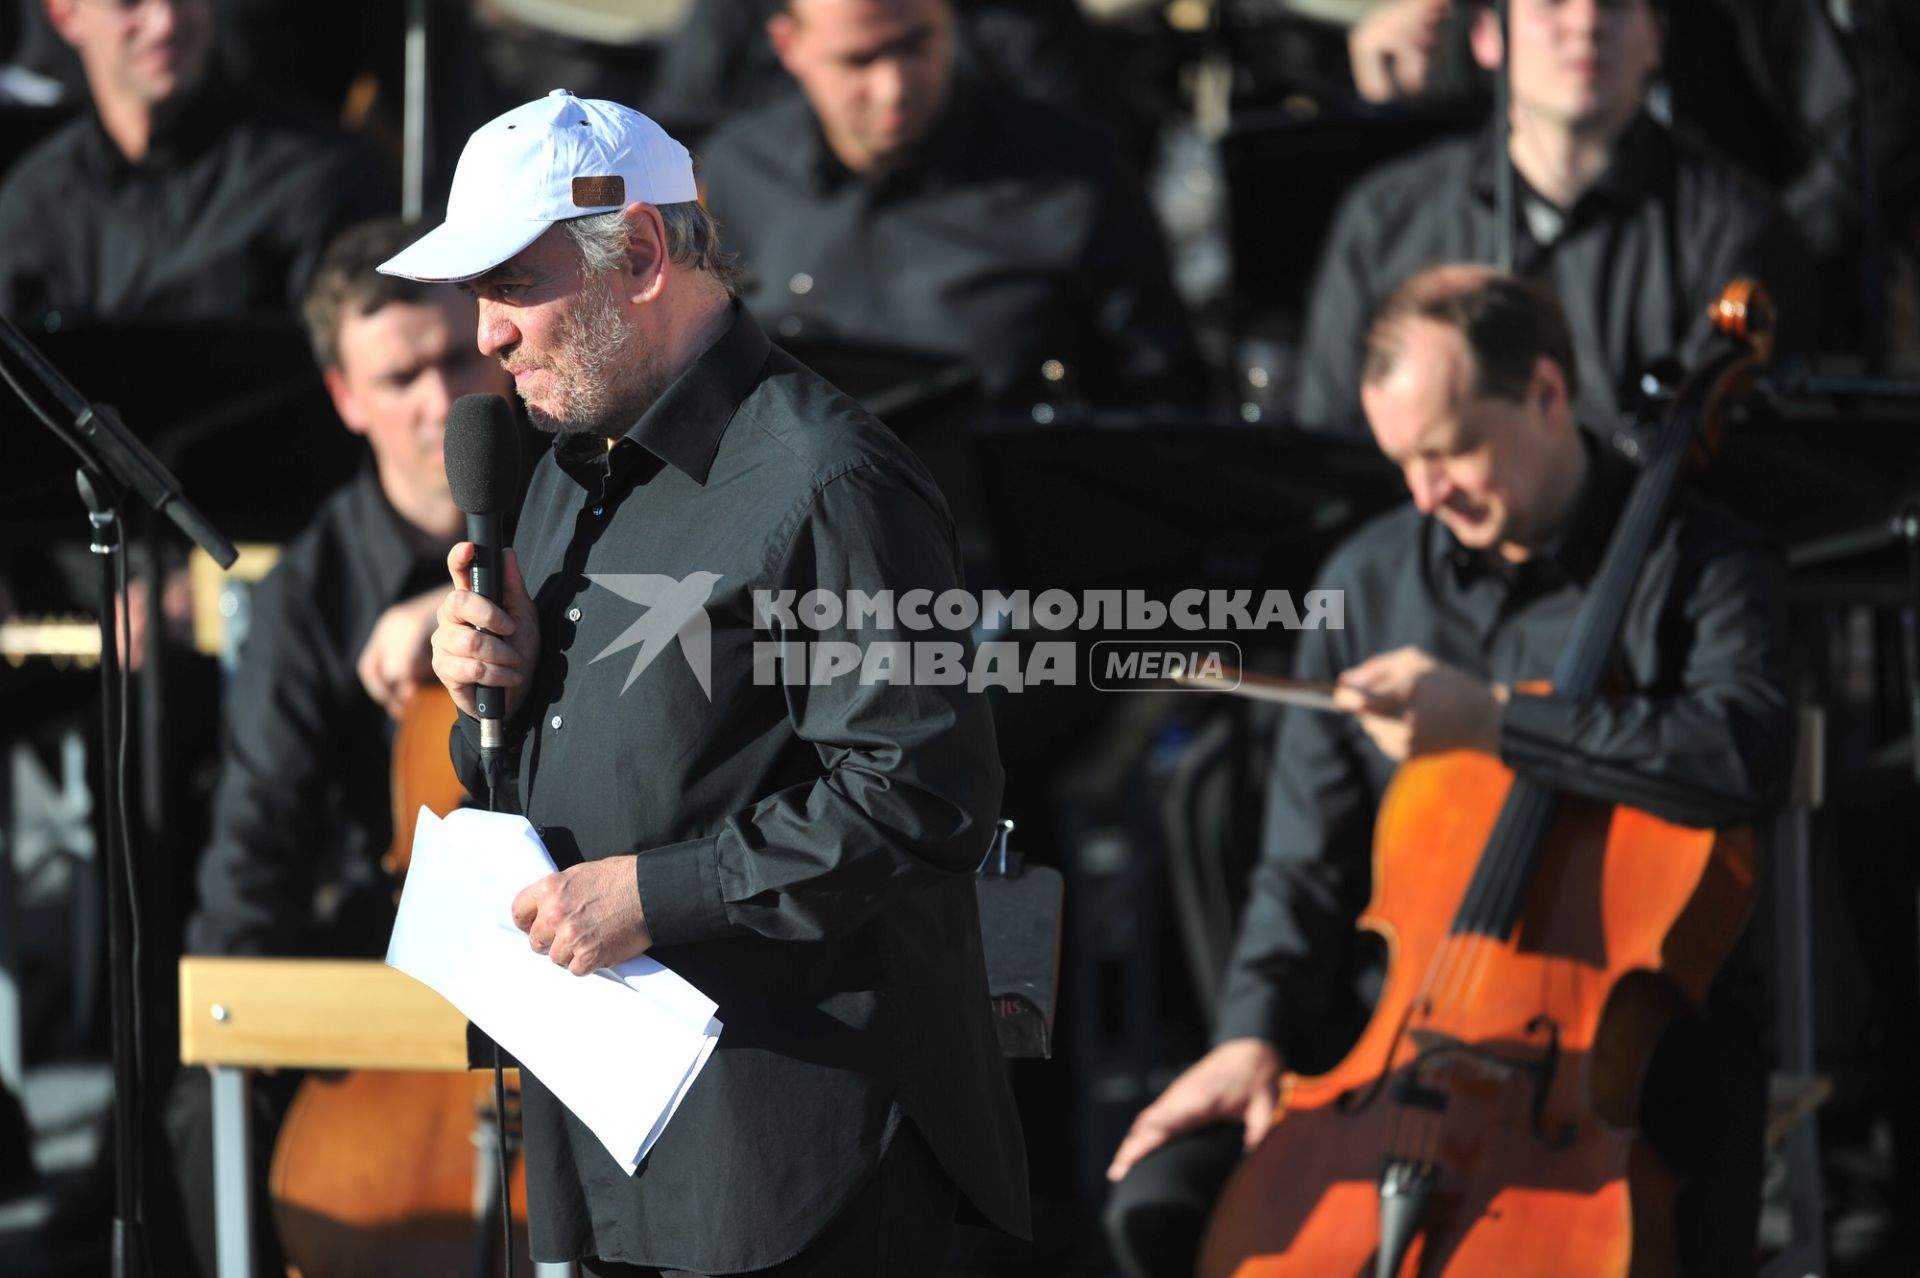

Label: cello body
[271,1070,530,1277]
[1199,750,1754,1278]
[267,688,531,1277]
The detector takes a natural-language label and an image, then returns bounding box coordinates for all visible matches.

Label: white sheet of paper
[385,808,722,1173]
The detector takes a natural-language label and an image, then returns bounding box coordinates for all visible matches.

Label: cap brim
[376,217,552,283]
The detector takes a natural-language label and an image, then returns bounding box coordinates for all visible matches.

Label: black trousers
[582,1121,957,1278]
[1104,1016,1765,1278]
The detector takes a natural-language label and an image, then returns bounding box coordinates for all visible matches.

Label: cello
[267,686,532,1277]
[1200,280,1776,1278]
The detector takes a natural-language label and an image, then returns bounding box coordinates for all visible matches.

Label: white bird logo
[584,572,723,698]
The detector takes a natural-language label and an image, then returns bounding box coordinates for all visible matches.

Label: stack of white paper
[385,807,723,1173]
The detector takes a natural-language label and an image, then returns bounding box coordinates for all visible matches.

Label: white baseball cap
[378,89,698,283]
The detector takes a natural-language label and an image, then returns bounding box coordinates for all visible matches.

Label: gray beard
[520,278,669,438]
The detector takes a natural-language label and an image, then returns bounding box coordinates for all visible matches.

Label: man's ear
[622,201,670,305]
[768,11,800,77]
[1469,5,1505,73]
[323,366,370,438]
[42,0,83,47]
[1530,355,1567,426]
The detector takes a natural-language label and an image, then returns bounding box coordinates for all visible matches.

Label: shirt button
[550,714,563,730]
[788,272,814,295]
[568,607,582,622]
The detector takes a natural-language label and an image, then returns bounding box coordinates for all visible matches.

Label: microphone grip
[466,511,506,723]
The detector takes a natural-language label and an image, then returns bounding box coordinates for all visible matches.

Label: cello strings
[1379,783,1556,1169]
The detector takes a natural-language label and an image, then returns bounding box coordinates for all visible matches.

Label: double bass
[1201,281,1776,1277]
[267,688,531,1277]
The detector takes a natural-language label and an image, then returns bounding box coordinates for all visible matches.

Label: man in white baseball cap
[418,92,1030,1277]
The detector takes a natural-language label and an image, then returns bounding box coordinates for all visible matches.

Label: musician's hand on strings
[1349,0,1450,103]
[356,588,442,719]
[430,544,540,721]
[512,856,654,977]
[1106,1038,1283,1182]
[1334,646,1509,762]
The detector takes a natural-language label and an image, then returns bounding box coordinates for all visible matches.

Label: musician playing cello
[1105,264,1793,1278]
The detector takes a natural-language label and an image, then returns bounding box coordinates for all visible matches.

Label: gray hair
[561,202,744,297]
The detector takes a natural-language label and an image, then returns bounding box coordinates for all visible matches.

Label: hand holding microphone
[431,393,538,729]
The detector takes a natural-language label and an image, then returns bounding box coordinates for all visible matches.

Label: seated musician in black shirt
[0,0,385,328]
[162,217,511,1277]
[697,0,1204,412]
[1107,264,1793,1278]
[1293,0,1814,437]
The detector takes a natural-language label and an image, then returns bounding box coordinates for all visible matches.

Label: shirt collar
[77,69,239,180]
[1471,109,1661,214]
[553,301,772,487]
[347,467,457,606]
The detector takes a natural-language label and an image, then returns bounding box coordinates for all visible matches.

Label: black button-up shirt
[186,470,453,958]
[453,304,1027,1270]
[698,79,1204,411]
[1216,439,1794,1056]
[1291,113,1815,438]
[0,78,387,328]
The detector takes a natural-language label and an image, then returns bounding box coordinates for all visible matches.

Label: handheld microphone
[444,393,522,754]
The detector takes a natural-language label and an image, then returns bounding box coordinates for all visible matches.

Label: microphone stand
[1492,0,1513,272]
[0,312,236,1278]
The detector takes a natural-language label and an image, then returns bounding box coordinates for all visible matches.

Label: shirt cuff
[1498,690,1581,773]
[632,835,731,947]
[1211,980,1284,1048]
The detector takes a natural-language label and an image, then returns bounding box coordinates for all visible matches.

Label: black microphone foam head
[445,393,521,516]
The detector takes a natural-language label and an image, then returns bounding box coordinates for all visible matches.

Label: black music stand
[1218,106,1482,325]
[970,417,1401,602]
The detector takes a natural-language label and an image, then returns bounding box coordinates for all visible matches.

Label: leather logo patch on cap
[572,175,625,208]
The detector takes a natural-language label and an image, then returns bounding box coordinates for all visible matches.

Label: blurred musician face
[770,0,956,175]
[1361,318,1579,563]
[324,290,508,539]
[45,0,212,112]
[1473,0,1660,136]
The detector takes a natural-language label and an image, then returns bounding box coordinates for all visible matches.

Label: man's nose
[145,0,180,38]
[1558,0,1603,36]
[416,365,454,425]
[475,299,518,359]
[1407,460,1450,514]
[868,58,907,113]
